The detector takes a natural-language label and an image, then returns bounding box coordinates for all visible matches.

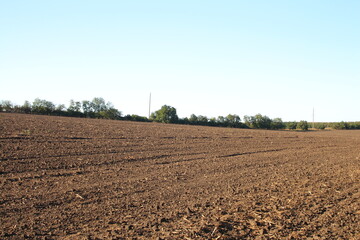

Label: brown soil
[1,113,359,239]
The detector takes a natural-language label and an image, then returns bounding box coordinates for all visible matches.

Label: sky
[1,1,359,122]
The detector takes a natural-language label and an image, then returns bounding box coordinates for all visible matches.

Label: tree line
[0,98,122,120]
[149,105,311,130]
[314,121,360,130]
[2,99,359,130]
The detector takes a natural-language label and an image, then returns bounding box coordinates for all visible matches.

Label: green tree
[197,115,208,125]
[91,97,107,113]
[130,114,148,122]
[209,117,217,126]
[1,100,13,112]
[67,100,82,117]
[333,121,348,130]
[21,101,32,114]
[245,114,272,129]
[68,100,81,112]
[189,114,198,124]
[271,118,285,130]
[98,101,121,119]
[255,114,272,129]
[217,116,226,126]
[55,104,66,115]
[178,117,189,125]
[243,115,254,128]
[225,114,241,127]
[32,98,55,114]
[98,107,122,120]
[286,121,297,130]
[82,100,94,118]
[297,120,309,131]
[151,105,178,123]
[316,123,326,130]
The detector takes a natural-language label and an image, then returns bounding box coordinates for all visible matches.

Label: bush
[347,122,360,129]
[333,121,348,130]
[123,114,149,122]
[98,108,122,120]
[297,120,309,131]
[316,123,326,130]
[286,122,297,130]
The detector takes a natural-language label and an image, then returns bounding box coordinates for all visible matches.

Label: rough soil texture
[1,113,359,239]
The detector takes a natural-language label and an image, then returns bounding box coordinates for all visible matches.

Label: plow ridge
[0,113,359,239]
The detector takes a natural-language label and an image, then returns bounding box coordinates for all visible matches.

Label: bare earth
[0,113,359,239]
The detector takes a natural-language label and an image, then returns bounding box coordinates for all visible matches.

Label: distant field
[1,113,359,239]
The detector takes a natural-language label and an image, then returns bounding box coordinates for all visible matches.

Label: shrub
[316,123,326,130]
[286,122,297,130]
[123,114,148,122]
[333,121,348,130]
[98,108,122,120]
[297,120,309,131]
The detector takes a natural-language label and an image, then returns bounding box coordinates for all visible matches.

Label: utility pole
[312,107,315,129]
[148,92,151,119]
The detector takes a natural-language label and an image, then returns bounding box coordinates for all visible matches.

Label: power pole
[312,107,315,129]
[148,92,151,119]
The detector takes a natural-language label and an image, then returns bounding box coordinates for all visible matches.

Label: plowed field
[1,113,359,239]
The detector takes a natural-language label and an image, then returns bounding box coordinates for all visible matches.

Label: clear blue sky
[1,1,359,122]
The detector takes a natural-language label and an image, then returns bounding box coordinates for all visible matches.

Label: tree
[21,101,32,114]
[217,116,226,126]
[244,114,272,129]
[55,104,66,115]
[151,105,178,123]
[56,104,66,111]
[243,115,254,128]
[197,115,208,125]
[98,107,122,120]
[286,122,297,130]
[32,98,55,114]
[1,100,13,112]
[91,97,107,114]
[67,100,83,117]
[82,100,94,118]
[255,114,272,129]
[297,120,309,131]
[225,114,241,127]
[209,117,217,126]
[125,114,148,122]
[189,114,198,124]
[271,118,285,130]
[316,123,326,130]
[178,117,190,125]
[333,121,348,130]
[68,100,81,112]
